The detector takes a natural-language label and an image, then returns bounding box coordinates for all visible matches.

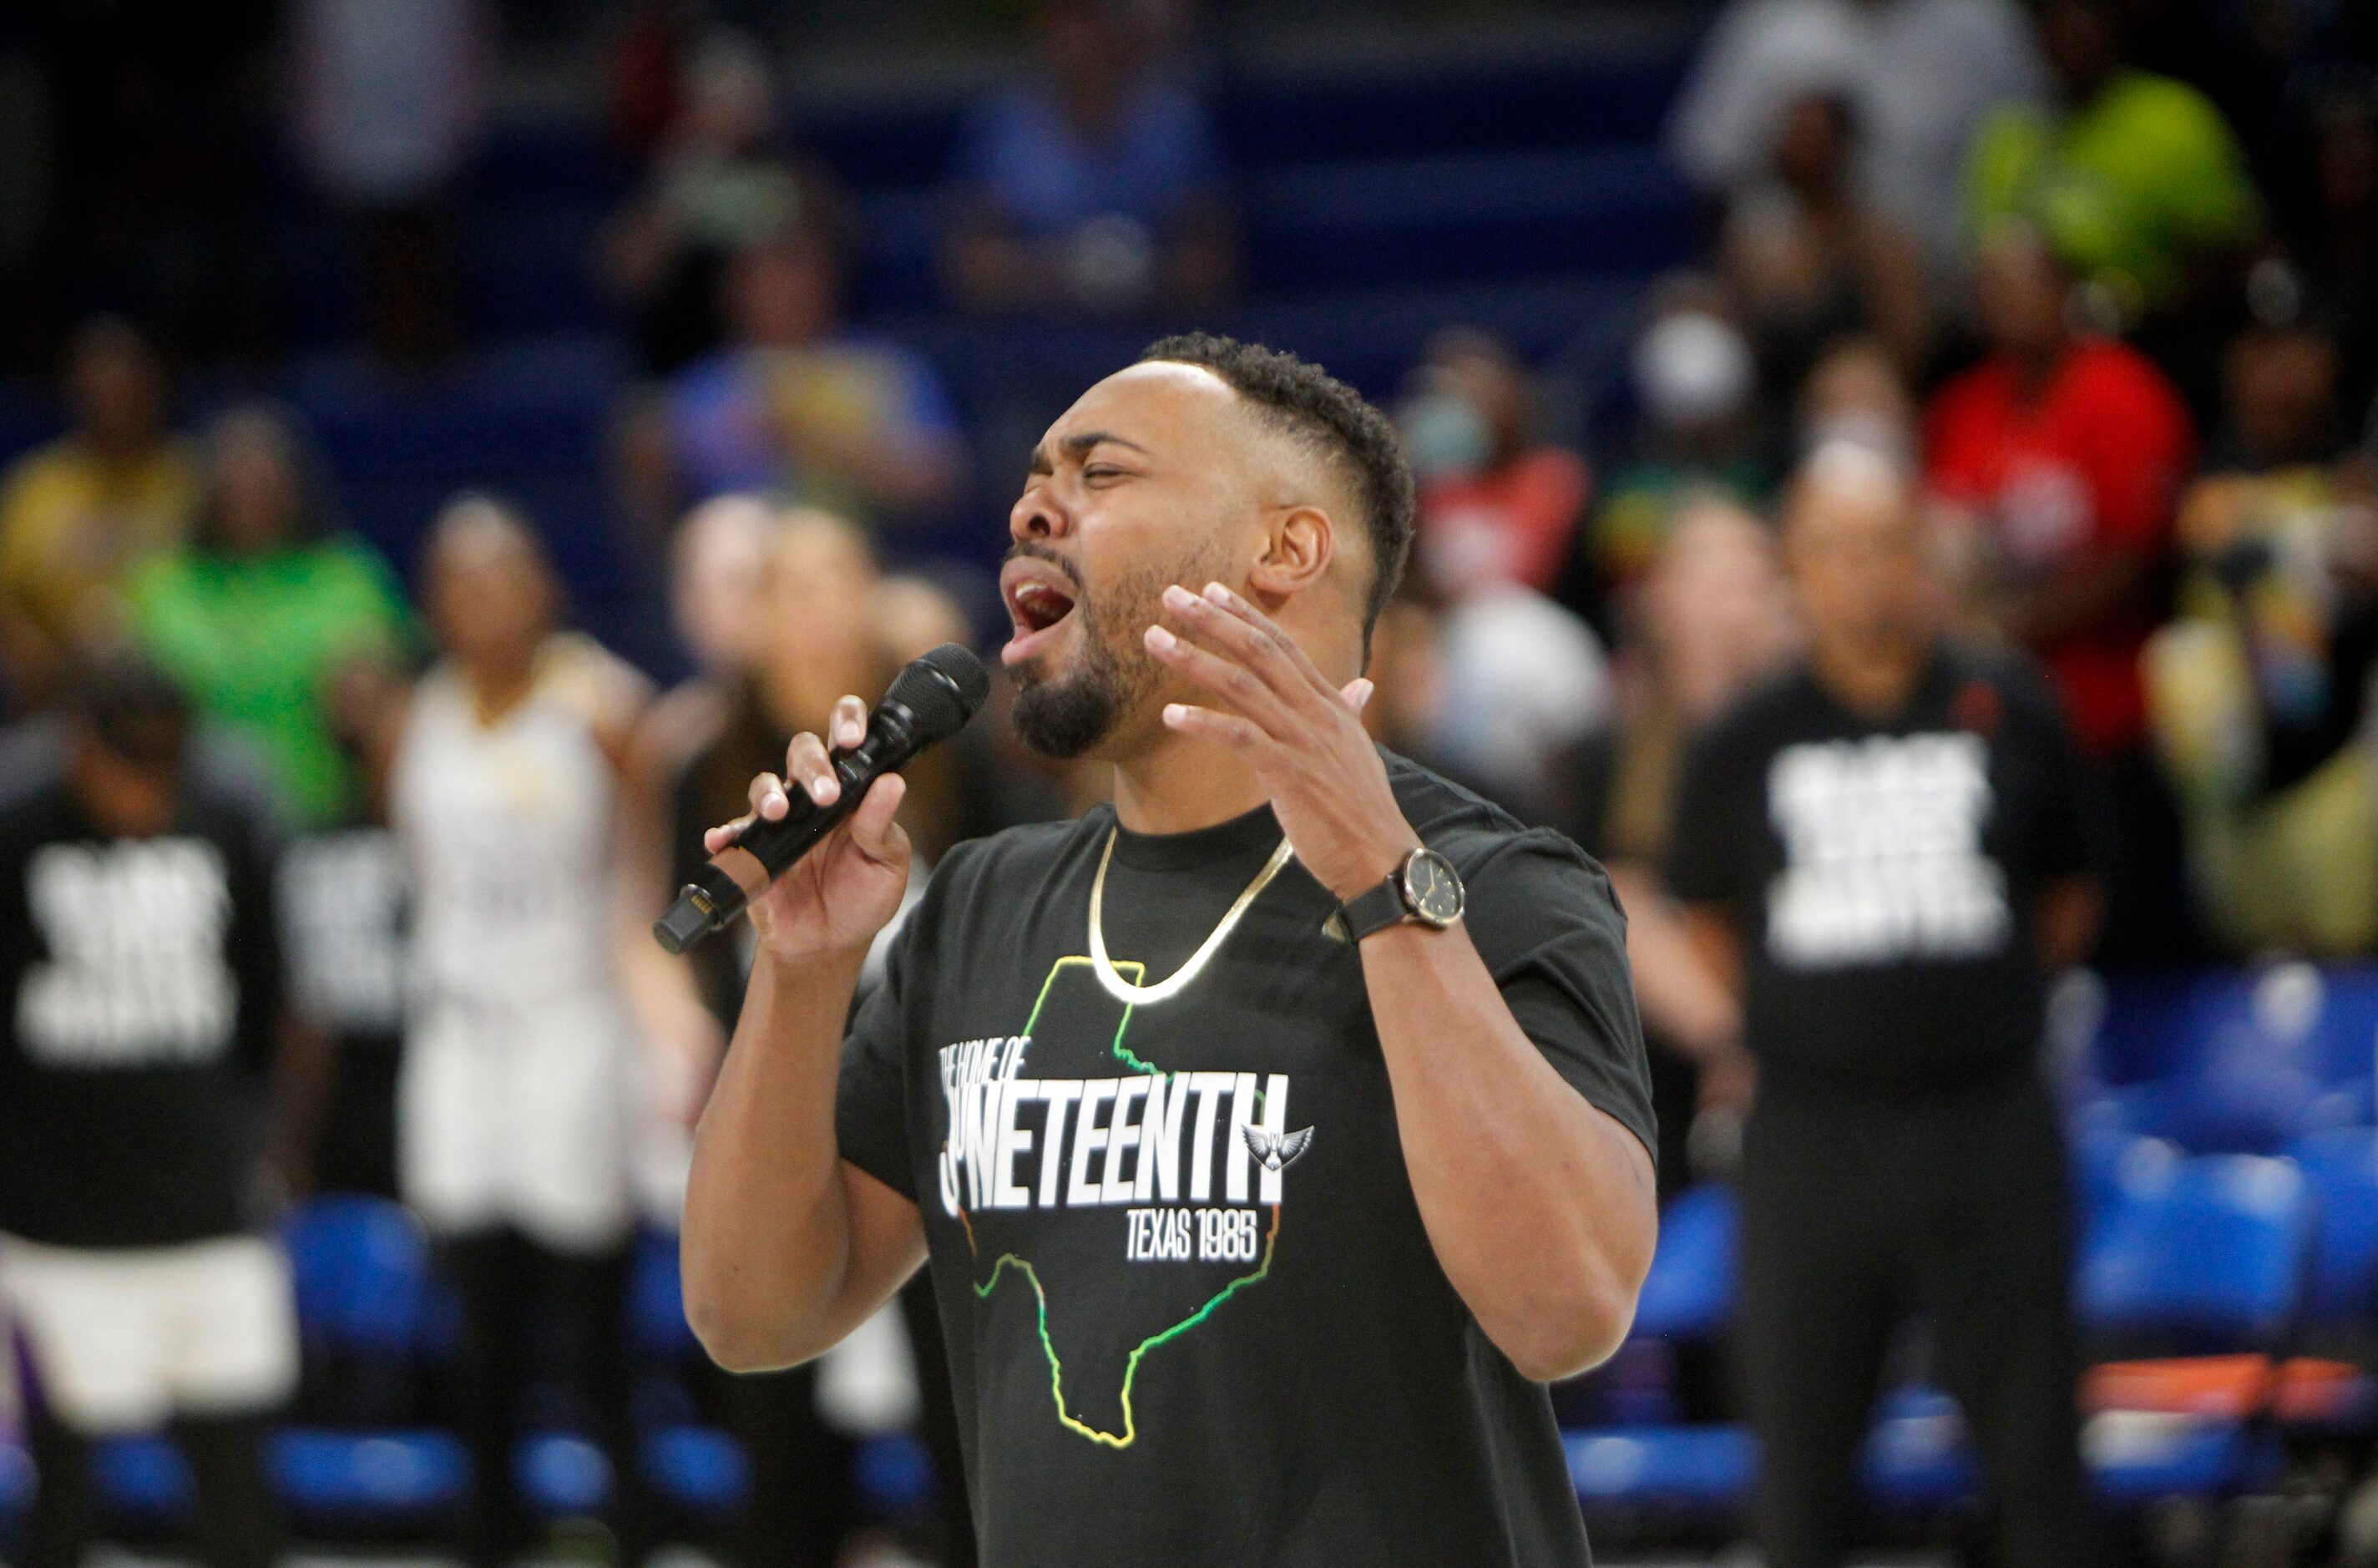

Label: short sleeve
[834,852,969,1202]
[1662,721,1749,908]
[836,914,920,1200]
[1460,831,1657,1166]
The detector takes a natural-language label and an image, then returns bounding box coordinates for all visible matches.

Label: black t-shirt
[0,770,285,1248]
[1664,641,2093,1093]
[837,752,1654,1567]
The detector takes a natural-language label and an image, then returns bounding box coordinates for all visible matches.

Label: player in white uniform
[391,496,652,1567]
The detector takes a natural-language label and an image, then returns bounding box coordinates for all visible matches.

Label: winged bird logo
[1242,1125,1314,1172]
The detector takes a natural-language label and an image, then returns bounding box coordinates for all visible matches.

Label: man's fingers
[745,771,792,821]
[845,772,909,863]
[1342,677,1374,713]
[1161,701,1268,750]
[1160,584,1313,704]
[1145,622,1291,731]
[702,812,754,854]
[831,695,868,751]
[1200,580,1334,692]
[785,732,839,805]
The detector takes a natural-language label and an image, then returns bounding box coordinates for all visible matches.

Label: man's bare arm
[676,699,928,1372]
[681,944,923,1371]
[1364,922,1658,1381]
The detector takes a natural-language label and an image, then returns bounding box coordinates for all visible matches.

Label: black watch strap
[1335,871,1410,943]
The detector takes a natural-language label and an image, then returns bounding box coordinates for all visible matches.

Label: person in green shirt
[1964,0,2259,326]
[125,405,410,828]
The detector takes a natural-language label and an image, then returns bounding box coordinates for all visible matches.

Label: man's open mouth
[1000,558,1082,665]
[1008,579,1077,634]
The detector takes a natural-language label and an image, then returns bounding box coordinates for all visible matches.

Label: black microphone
[653,643,990,954]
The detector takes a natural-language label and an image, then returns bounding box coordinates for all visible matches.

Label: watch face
[1403,849,1465,927]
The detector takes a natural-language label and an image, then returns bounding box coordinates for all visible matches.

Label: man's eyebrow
[1060,431,1151,459]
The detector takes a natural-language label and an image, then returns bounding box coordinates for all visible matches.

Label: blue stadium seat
[1631,1182,1737,1343]
[519,1432,611,1518]
[92,1434,195,1521]
[277,1195,471,1521]
[1566,1186,1747,1521]
[2077,1155,2307,1503]
[1566,1426,1754,1513]
[269,1430,469,1518]
[2289,1128,2378,1328]
[1861,1387,1980,1511]
[855,1432,936,1520]
[2078,1155,2307,1348]
[629,1229,697,1359]
[283,1195,437,1358]
[645,1425,750,1517]
[2085,1413,2284,1505]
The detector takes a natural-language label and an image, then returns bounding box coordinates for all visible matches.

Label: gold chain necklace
[1087,825,1295,1007]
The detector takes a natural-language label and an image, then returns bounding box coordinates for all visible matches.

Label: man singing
[680,334,1657,1564]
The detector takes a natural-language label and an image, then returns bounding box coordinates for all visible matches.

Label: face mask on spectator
[1402,391,1494,482]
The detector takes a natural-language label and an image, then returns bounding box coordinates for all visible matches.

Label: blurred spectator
[1719,91,1934,400]
[1797,332,1920,468]
[621,508,982,1568]
[944,0,1236,319]
[632,225,966,525]
[1963,0,2259,336]
[0,319,198,707]
[288,0,489,364]
[2276,90,2378,411]
[0,651,296,1568]
[1925,225,2192,760]
[1552,498,1799,1189]
[1430,588,1613,822]
[2145,306,2378,955]
[1668,442,2104,1566]
[1582,288,1769,619]
[1927,225,2196,960]
[1399,330,1591,603]
[602,28,855,375]
[392,496,654,1568]
[1670,0,2044,271]
[124,405,411,830]
[278,658,411,1198]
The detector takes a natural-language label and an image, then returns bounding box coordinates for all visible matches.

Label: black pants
[441,1227,645,1568]
[23,1401,281,1568]
[1738,1072,2102,1567]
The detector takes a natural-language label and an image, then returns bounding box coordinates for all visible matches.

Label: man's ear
[1247,505,1334,602]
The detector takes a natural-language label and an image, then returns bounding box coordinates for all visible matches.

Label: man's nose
[1010,485,1070,544]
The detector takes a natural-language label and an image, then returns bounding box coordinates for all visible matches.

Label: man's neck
[1809,630,1933,718]
[1110,726,1270,836]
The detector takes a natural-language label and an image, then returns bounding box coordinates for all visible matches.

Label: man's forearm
[681,948,868,1369]
[1362,923,1658,1382]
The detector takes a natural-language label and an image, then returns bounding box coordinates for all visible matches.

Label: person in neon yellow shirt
[1964,0,2258,323]
[125,406,411,828]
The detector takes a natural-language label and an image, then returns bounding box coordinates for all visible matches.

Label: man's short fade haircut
[1139,332,1415,655]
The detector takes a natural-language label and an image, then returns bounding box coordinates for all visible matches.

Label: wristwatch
[1331,847,1466,942]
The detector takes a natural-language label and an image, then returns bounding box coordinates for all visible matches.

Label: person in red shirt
[1926,222,2200,962]
[1925,225,2195,758]
[1399,330,1592,603]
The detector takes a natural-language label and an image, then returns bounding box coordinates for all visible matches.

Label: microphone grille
[888,643,991,742]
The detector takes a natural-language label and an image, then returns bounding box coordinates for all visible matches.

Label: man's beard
[1010,563,1170,760]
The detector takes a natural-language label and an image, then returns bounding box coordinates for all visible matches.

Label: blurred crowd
[5,0,2378,1561]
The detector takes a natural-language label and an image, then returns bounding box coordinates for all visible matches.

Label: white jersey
[390,638,642,1250]
[393,639,624,1010]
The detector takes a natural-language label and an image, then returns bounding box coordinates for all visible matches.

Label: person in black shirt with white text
[679,335,1658,1565]
[0,653,294,1568]
[1666,441,2105,1566]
